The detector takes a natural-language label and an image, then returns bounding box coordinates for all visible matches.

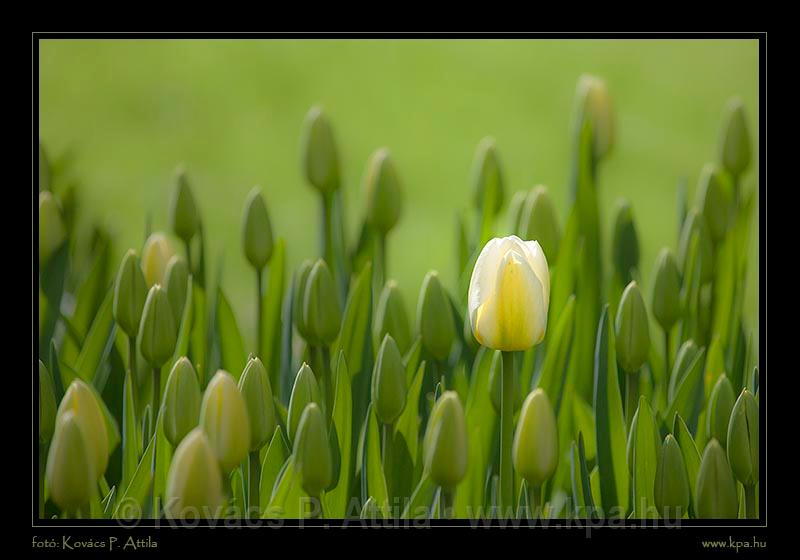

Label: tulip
[707,374,735,448]
[371,334,407,426]
[519,186,561,263]
[287,363,322,444]
[303,259,341,346]
[575,74,615,161]
[293,403,333,503]
[423,391,467,517]
[728,389,758,517]
[416,271,456,362]
[169,166,200,245]
[242,187,274,271]
[719,97,751,179]
[39,191,67,268]
[163,357,201,448]
[39,360,57,444]
[164,428,224,519]
[654,434,690,519]
[471,137,505,217]
[696,164,731,244]
[364,148,403,236]
[46,411,95,514]
[513,389,558,515]
[611,199,640,282]
[200,370,251,473]
[301,106,340,195]
[615,281,650,427]
[142,232,175,288]
[651,248,681,383]
[113,250,147,340]
[373,280,412,356]
[57,379,109,479]
[163,255,190,322]
[695,439,738,519]
[678,209,714,284]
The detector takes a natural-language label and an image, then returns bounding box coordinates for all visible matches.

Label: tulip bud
[164,255,189,322]
[139,285,178,369]
[678,209,714,284]
[301,106,340,195]
[371,335,407,425]
[707,374,735,448]
[292,260,314,340]
[199,370,251,473]
[39,360,57,443]
[611,199,640,281]
[57,379,109,479]
[727,389,759,486]
[471,137,504,215]
[373,280,412,355]
[169,167,200,244]
[423,391,468,489]
[651,248,682,332]
[696,164,731,244]
[719,98,751,177]
[39,191,67,267]
[303,259,341,346]
[654,434,690,519]
[293,403,333,497]
[142,232,175,288]
[417,271,457,361]
[615,281,651,374]
[113,250,148,339]
[519,186,561,263]
[242,187,274,270]
[575,74,615,160]
[238,356,276,451]
[364,148,403,235]
[46,411,95,513]
[165,428,224,519]
[695,439,738,519]
[512,389,558,487]
[163,357,201,448]
[287,363,322,443]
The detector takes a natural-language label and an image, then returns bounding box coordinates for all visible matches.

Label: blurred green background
[38,39,759,336]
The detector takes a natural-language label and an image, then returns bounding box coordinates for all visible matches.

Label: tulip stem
[745,484,756,519]
[625,370,639,430]
[306,495,323,519]
[151,366,161,519]
[255,268,264,358]
[382,422,394,499]
[248,451,261,518]
[439,487,455,519]
[128,335,139,412]
[527,484,542,518]
[184,239,193,277]
[321,194,335,272]
[663,328,671,383]
[500,351,515,518]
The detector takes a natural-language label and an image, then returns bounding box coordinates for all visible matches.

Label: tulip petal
[468,238,504,328]
[521,240,550,312]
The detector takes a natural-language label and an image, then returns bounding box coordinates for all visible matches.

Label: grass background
[38,39,759,341]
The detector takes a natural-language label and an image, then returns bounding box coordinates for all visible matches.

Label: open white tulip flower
[468,235,550,352]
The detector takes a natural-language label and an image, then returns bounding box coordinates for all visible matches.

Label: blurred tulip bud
[169,167,200,244]
[471,137,504,215]
[238,356,276,451]
[519,186,561,263]
[301,106,340,195]
[364,148,403,235]
[46,411,95,513]
[695,439,738,519]
[651,248,682,332]
[287,363,322,443]
[417,271,457,361]
[373,280,412,355]
[57,379,109,479]
[423,391,468,489]
[678,209,714,284]
[165,428,224,519]
[142,232,175,288]
[654,434,690,519]
[292,260,314,340]
[615,281,651,374]
[39,360,57,443]
[719,98,751,177]
[727,389,759,486]
[39,191,67,267]
[576,74,615,161]
[696,164,731,244]
[513,389,558,487]
[139,285,178,369]
[163,357,201,448]
[611,199,640,281]
[113,250,148,339]
[164,255,189,322]
[200,371,251,473]
[293,403,333,497]
[371,335,407,425]
[303,259,342,346]
[242,188,274,272]
[707,374,735,448]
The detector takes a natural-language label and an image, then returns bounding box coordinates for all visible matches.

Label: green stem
[625,370,640,430]
[382,422,394,499]
[663,328,671,386]
[151,366,161,519]
[256,268,264,358]
[500,351,515,518]
[527,484,542,518]
[745,484,756,519]
[321,194,335,269]
[184,238,193,278]
[439,487,455,519]
[248,451,261,518]
[129,335,139,412]
[306,495,323,519]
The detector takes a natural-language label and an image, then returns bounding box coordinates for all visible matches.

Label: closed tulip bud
[293,403,332,497]
[576,74,615,160]
[142,232,175,288]
[654,434,690,519]
[165,428,224,519]
[287,363,322,443]
[719,98,751,177]
[292,260,314,340]
[678,209,714,284]
[615,281,651,374]
[611,199,640,280]
[39,360,57,443]
[417,271,457,360]
[468,236,550,352]
[727,389,759,486]
[519,186,561,263]
[39,191,67,267]
[695,439,738,518]
[303,259,342,346]
[57,379,109,479]
[696,164,731,244]
[139,285,178,369]
[164,255,189,321]
[364,148,403,235]
[200,371,251,473]
[301,106,340,195]
[371,335,407,425]
[163,357,201,448]
[169,167,200,243]
[238,356,276,451]
[513,389,558,487]
[373,280,412,355]
[242,187,274,270]
[471,137,504,215]
[423,391,468,489]
[707,374,735,448]
[113,250,148,339]
[46,412,95,513]
[651,248,682,332]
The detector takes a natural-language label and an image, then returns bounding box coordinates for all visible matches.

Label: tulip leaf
[401,474,436,519]
[570,433,596,517]
[171,276,194,364]
[121,371,138,493]
[454,421,486,518]
[74,288,116,384]
[536,295,576,415]
[396,361,425,467]
[153,407,171,514]
[264,456,308,518]
[325,351,352,518]
[231,469,246,516]
[665,347,706,433]
[672,413,701,516]
[190,282,207,387]
[261,238,285,391]
[216,287,246,380]
[259,426,289,510]
[39,243,69,358]
[332,262,373,379]
[631,396,659,518]
[113,430,155,519]
[362,403,390,517]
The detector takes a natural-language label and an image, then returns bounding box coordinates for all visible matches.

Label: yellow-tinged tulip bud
[615,281,651,374]
[707,374,735,448]
[364,148,403,235]
[373,280,412,355]
[292,260,314,340]
[471,137,505,216]
[727,389,759,486]
[142,232,175,288]
[417,271,457,360]
[57,379,109,479]
[696,164,731,244]
[512,389,558,487]
[199,370,251,473]
[611,199,640,281]
[654,434,690,519]
[678,209,714,284]
[371,335,407,425]
[287,363,321,443]
[113,250,148,339]
[575,74,615,160]
[719,98,751,177]
[163,357,201,448]
[39,191,67,268]
[46,412,95,513]
[242,187,274,270]
[301,106,340,195]
[651,248,682,332]
[238,356,276,451]
[164,428,224,519]
[468,236,550,352]
[169,167,200,244]
[303,259,341,346]
[519,186,561,263]
[695,439,738,518]
[39,360,57,443]
[164,255,189,322]
[139,285,178,369]
[423,391,468,489]
[293,403,333,497]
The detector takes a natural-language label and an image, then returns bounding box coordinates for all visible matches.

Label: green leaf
[216,287,246,380]
[401,474,436,519]
[259,427,289,509]
[665,347,706,433]
[396,361,425,467]
[672,413,701,516]
[363,403,389,516]
[332,262,373,379]
[263,456,308,518]
[631,396,659,518]
[74,288,116,384]
[113,430,155,519]
[261,238,285,392]
[171,276,194,363]
[536,295,576,415]
[121,371,139,493]
[570,433,596,517]
[39,243,69,357]
[153,407,171,514]
[325,351,352,518]
[190,281,208,387]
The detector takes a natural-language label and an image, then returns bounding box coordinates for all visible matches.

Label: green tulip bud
[575,74,615,161]
[39,141,51,192]
[416,271,456,361]
[165,428,224,519]
[471,137,504,215]
[164,255,190,322]
[611,199,640,280]
[654,434,690,519]
[364,148,403,235]
[46,411,95,513]
[615,281,651,374]
[303,259,341,346]
[57,379,109,479]
[719,98,751,177]
[293,403,333,497]
[142,232,175,288]
[371,335,407,425]
[39,191,67,267]
[651,248,682,332]
[301,106,340,195]
[695,439,738,519]
[727,389,759,486]
[113,250,148,339]
[519,186,561,263]
[163,357,201,448]
[287,363,322,443]
[139,285,178,369]
[678,209,714,284]
[373,280,412,355]
[169,167,200,243]
[423,391,468,489]
[39,360,57,443]
[199,370,251,473]
[707,374,735,448]
[696,164,731,244]
[512,389,558,487]
[238,356,276,451]
[292,260,314,340]
[242,187,274,270]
